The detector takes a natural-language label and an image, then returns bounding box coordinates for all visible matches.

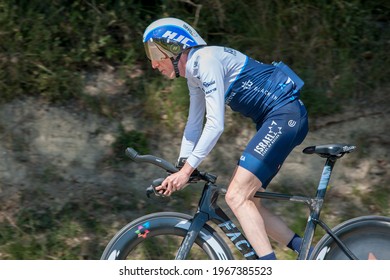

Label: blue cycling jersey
[226,57,301,123]
[181,46,306,172]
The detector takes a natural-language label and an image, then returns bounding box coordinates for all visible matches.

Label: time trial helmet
[143,17,207,61]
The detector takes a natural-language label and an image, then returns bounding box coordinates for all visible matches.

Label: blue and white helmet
[143,17,207,61]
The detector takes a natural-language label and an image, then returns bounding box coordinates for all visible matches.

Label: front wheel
[310,216,390,260]
[101,212,233,260]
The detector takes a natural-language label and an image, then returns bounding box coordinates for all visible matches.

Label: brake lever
[146,178,168,198]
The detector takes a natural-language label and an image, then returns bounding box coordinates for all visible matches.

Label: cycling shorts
[238,99,308,189]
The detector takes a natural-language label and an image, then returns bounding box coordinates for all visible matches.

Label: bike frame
[175,155,359,260]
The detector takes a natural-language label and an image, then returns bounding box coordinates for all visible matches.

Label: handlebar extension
[126,147,218,197]
[125,147,178,173]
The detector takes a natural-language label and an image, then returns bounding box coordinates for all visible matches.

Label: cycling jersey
[180,46,307,183]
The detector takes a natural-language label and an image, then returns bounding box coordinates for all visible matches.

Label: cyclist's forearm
[181,161,196,177]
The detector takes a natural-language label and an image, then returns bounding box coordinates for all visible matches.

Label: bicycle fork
[175,183,220,260]
[175,211,209,259]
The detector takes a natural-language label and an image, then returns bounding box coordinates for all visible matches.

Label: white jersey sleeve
[178,85,205,160]
[180,50,226,168]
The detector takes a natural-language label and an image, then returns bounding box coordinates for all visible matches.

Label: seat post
[298,156,338,260]
[315,156,337,200]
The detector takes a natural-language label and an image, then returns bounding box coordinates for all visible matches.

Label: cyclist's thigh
[239,101,308,188]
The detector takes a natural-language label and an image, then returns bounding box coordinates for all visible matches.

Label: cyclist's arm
[184,55,226,169]
[178,86,205,161]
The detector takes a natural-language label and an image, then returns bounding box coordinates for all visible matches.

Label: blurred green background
[0,0,389,259]
[1,0,388,113]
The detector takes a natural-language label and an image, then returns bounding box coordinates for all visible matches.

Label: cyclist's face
[151,59,175,79]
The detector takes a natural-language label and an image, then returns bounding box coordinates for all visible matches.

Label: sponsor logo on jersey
[288,120,297,127]
[204,87,217,95]
[254,121,282,156]
[224,47,237,55]
[200,80,217,94]
[225,91,237,105]
[241,79,253,90]
[193,56,200,76]
[203,80,216,87]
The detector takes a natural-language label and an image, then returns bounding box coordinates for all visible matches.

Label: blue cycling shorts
[238,99,308,189]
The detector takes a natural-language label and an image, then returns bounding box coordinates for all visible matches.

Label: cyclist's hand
[156,161,195,196]
[156,170,190,196]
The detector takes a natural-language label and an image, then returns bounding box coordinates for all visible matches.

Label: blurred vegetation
[0,0,389,259]
[0,0,389,115]
[111,125,150,161]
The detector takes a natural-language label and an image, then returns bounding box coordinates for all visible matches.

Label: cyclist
[143,17,309,260]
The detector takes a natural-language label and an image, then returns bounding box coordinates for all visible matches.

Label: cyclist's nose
[151,60,159,69]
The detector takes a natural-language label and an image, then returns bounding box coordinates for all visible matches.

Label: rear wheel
[101,212,233,260]
[310,216,390,260]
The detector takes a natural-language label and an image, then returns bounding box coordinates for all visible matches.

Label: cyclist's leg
[226,166,275,258]
[253,197,295,245]
[226,100,308,258]
[226,171,300,259]
[254,198,312,255]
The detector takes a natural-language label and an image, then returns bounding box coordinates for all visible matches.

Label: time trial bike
[101,143,390,260]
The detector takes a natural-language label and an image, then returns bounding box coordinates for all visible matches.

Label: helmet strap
[170,53,182,78]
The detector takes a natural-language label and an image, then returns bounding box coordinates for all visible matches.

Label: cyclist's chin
[161,70,175,79]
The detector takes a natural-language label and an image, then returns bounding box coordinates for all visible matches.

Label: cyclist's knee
[225,173,261,211]
[225,188,246,210]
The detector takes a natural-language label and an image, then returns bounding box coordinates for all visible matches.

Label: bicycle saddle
[303,144,356,158]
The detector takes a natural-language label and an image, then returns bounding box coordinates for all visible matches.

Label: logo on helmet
[162,31,194,47]
[183,24,196,37]
[169,44,181,54]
